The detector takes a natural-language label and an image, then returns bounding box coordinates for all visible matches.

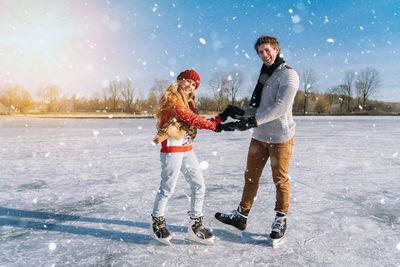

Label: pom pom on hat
[177,69,200,89]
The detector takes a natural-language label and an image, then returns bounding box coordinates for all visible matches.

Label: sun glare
[0,2,101,94]
[11,8,74,68]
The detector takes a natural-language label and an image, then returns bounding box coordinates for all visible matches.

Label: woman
[150,69,243,245]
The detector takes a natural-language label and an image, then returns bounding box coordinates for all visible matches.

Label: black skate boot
[213,208,248,237]
[187,215,215,245]
[150,215,172,245]
[270,212,287,240]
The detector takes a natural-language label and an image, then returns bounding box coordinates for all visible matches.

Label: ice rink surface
[1,116,399,266]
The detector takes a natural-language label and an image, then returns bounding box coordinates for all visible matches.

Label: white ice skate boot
[150,215,172,245]
[186,215,215,245]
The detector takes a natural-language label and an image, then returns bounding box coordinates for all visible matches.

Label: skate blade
[150,235,172,246]
[271,237,284,248]
[184,237,215,246]
[149,229,172,246]
[212,217,243,238]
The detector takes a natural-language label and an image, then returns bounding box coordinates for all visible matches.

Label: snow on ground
[0,116,399,266]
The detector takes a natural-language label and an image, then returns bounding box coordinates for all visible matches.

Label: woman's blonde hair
[156,80,196,129]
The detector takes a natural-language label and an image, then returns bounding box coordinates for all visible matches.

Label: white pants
[152,150,205,218]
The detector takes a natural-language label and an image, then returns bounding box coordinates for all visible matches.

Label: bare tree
[208,72,228,112]
[121,78,135,113]
[329,85,347,113]
[0,85,33,112]
[301,68,318,114]
[108,80,122,111]
[146,90,158,115]
[37,85,60,112]
[102,88,109,111]
[342,70,355,112]
[356,67,380,109]
[150,79,170,102]
[134,91,146,114]
[142,79,170,115]
[197,95,216,112]
[87,94,102,111]
[225,71,243,105]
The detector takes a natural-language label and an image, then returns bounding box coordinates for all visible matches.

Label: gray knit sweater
[245,63,299,143]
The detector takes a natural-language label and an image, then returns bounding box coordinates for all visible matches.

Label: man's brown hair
[254,35,279,52]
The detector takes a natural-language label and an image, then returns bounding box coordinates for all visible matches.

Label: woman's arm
[171,102,219,131]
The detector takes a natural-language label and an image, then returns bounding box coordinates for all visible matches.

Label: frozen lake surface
[1,116,399,266]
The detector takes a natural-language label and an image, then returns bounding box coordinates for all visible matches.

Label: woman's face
[180,79,196,95]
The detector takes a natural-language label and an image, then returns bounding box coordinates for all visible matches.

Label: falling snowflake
[199,161,209,170]
[199,38,207,45]
[48,243,57,251]
[291,15,301,23]
[326,38,335,43]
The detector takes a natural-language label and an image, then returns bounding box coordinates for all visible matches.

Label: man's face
[180,79,196,95]
[257,43,279,67]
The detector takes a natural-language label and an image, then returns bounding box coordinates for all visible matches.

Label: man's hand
[215,116,257,132]
[218,105,245,121]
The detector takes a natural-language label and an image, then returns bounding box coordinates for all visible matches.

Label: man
[214,35,299,241]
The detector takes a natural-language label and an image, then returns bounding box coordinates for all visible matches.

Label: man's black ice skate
[186,215,215,245]
[213,208,248,237]
[150,215,172,245]
[270,212,286,247]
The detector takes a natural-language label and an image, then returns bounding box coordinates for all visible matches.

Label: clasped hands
[215,105,258,132]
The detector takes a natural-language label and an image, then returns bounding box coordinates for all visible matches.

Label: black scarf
[249,54,285,108]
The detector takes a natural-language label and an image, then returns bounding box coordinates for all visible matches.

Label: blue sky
[0,0,399,102]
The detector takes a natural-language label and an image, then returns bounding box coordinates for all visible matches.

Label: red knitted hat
[177,69,200,89]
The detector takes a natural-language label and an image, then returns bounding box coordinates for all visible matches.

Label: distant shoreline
[1,112,399,120]
[0,113,154,120]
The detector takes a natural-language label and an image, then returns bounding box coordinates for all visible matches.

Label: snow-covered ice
[0,116,399,266]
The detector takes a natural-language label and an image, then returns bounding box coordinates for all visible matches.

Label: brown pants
[239,137,294,214]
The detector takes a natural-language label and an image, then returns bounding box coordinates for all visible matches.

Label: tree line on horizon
[1,66,399,115]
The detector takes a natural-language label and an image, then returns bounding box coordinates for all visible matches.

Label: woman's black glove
[218,105,245,121]
[215,116,257,132]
